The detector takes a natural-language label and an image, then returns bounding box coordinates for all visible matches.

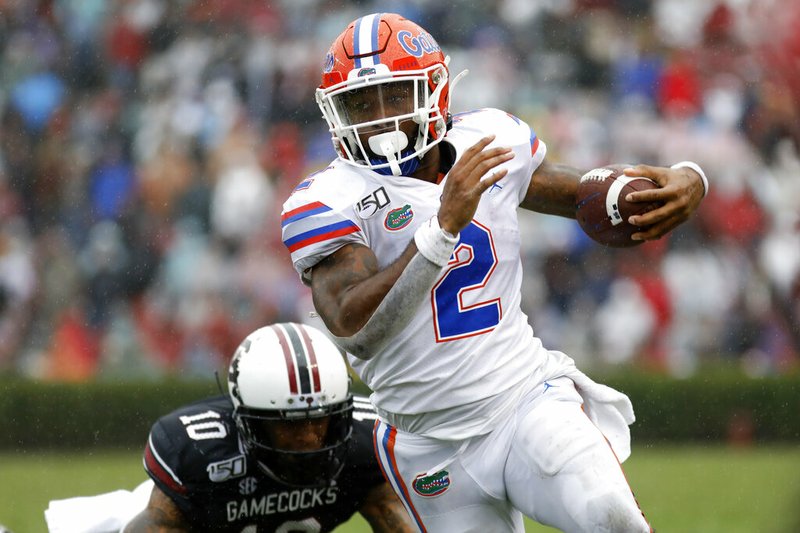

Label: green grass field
[2,445,799,533]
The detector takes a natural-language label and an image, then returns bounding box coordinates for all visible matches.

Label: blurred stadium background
[0,0,799,531]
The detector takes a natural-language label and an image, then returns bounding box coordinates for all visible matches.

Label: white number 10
[179,410,227,440]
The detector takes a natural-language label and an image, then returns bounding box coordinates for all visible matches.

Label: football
[575,165,661,248]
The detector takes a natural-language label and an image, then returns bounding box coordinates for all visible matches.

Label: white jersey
[282,108,564,439]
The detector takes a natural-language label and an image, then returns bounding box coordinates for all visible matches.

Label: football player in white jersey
[281,12,708,533]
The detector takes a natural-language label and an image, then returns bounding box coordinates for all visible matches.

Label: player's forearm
[318,217,461,359]
[123,489,188,533]
[313,242,418,337]
[360,484,417,532]
[329,248,444,359]
[520,161,581,218]
[363,506,417,533]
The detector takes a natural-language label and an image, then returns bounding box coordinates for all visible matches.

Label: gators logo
[384,204,413,231]
[323,52,335,73]
[412,470,450,497]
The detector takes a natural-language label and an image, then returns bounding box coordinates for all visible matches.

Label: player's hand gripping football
[438,135,514,235]
[623,164,705,241]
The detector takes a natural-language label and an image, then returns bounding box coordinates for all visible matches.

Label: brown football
[575,165,661,248]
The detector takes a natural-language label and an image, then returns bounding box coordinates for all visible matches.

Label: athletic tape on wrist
[414,216,459,267]
[671,161,709,197]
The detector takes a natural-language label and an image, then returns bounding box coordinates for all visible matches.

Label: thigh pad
[514,398,601,476]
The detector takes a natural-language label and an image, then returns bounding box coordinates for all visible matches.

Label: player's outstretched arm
[123,485,187,533]
[358,482,416,532]
[519,161,582,219]
[520,160,706,241]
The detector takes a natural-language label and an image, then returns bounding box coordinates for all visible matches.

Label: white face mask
[316,63,450,176]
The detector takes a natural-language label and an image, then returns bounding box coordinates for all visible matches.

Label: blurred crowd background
[0,0,798,382]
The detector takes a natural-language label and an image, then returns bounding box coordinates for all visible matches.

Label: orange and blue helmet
[316,13,456,176]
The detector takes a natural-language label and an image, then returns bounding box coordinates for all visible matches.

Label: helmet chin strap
[368,131,409,176]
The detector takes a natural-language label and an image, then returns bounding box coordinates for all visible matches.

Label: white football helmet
[227,322,353,487]
[316,12,464,176]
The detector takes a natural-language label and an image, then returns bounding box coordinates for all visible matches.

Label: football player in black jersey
[123,322,413,532]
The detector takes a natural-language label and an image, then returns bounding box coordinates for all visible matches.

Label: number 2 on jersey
[432,221,501,341]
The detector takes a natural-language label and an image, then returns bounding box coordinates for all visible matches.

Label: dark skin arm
[359,482,416,532]
[519,161,581,218]
[312,242,414,336]
[521,160,705,240]
[123,485,187,532]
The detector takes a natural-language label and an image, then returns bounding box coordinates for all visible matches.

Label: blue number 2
[432,221,501,342]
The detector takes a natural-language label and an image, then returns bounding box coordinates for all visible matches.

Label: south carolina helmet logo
[412,470,450,497]
[384,204,413,231]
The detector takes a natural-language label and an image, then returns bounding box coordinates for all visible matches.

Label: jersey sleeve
[142,417,193,513]
[516,113,547,203]
[487,109,546,204]
[281,169,369,276]
[141,397,234,515]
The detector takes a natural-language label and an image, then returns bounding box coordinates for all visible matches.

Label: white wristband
[414,216,459,267]
[671,161,709,197]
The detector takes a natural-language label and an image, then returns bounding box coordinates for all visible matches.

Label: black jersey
[143,395,383,532]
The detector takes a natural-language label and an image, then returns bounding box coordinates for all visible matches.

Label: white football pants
[373,376,652,533]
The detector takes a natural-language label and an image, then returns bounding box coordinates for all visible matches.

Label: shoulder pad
[144,398,235,497]
[281,164,374,273]
[451,108,538,149]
